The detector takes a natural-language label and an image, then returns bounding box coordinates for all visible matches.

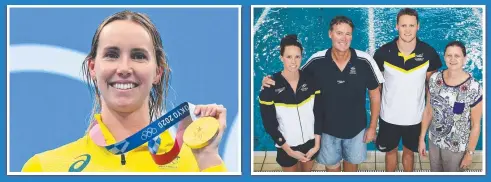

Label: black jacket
[259,70,323,147]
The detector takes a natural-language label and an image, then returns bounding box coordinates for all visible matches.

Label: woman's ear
[154,65,164,84]
[88,58,96,81]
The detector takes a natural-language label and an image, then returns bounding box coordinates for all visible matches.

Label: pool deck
[253,151,483,172]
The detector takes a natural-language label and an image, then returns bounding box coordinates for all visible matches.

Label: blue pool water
[253,7,484,151]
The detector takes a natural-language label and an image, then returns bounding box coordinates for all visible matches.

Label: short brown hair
[397,8,419,24]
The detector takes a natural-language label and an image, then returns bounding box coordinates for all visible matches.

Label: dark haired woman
[419,41,483,172]
[259,34,322,172]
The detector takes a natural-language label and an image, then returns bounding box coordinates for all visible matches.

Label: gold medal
[183,117,219,149]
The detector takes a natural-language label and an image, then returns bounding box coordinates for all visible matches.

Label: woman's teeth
[111,83,137,90]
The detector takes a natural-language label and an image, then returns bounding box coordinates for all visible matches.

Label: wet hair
[397,8,419,24]
[82,10,171,127]
[329,16,354,31]
[280,34,303,56]
[445,40,467,57]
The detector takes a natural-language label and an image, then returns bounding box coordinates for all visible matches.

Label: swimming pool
[253,7,484,151]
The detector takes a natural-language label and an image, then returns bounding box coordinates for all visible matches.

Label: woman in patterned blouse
[418,41,483,172]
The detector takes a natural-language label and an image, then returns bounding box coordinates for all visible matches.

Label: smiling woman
[419,41,483,172]
[258,34,322,172]
[20,10,228,173]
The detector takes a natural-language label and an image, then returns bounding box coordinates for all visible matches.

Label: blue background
[0,0,489,182]
[7,7,239,172]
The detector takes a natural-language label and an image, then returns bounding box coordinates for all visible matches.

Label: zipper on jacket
[293,85,305,143]
[121,153,126,165]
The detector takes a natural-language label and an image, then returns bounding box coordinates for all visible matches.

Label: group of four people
[259,8,483,172]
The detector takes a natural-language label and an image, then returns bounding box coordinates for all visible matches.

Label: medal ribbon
[89,102,197,165]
